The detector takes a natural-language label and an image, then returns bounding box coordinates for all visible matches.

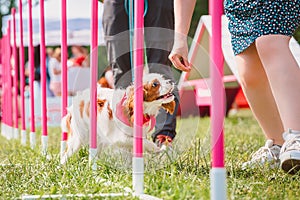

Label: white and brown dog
[61,72,176,164]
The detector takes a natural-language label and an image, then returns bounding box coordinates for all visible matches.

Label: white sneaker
[280,129,300,174]
[242,139,281,170]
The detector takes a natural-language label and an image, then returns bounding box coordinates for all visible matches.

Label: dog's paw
[60,154,67,165]
[144,140,161,153]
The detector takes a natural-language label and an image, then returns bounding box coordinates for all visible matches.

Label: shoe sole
[280,151,300,175]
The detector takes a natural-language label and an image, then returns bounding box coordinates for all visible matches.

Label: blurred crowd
[24,45,89,97]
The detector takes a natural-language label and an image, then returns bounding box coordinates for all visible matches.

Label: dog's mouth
[156,92,174,100]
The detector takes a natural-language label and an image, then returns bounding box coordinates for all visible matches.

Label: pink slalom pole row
[40,0,48,154]
[28,0,36,149]
[209,0,226,199]
[19,0,27,145]
[89,0,99,170]
[60,0,68,156]
[133,0,144,195]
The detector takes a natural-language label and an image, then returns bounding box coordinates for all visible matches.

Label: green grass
[1,109,300,199]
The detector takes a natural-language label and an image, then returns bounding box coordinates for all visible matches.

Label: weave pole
[60,0,68,156]
[1,34,8,138]
[12,8,19,140]
[40,0,48,155]
[1,35,8,138]
[5,21,13,139]
[19,0,27,145]
[209,0,226,199]
[89,0,99,170]
[28,0,36,149]
[133,0,144,195]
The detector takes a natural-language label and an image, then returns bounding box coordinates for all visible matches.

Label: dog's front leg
[60,135,82,164]
[143,140,161,153]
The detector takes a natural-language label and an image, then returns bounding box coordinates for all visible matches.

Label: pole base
[41,135,48,155]
[132,157,144,195]
[210,167,226,200]
[30,132,36,149]
[89,148,98,170]
[14,127,19,139]
[21,130,27,145]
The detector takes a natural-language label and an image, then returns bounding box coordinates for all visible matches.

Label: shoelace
[282,133,300,152]
[251,145,279,161]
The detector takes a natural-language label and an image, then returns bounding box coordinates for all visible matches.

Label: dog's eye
[152,81,159,88]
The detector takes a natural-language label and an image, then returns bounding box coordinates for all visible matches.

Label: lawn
[1,109,300,199]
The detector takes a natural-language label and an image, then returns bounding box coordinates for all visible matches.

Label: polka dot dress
[224,0,300,55]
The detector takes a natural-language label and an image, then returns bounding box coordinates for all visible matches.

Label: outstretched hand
[168,35,191,72]
[168,50,191,72]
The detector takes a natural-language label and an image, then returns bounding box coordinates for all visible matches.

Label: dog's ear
[125,85,135,124]
[161,100,176,114]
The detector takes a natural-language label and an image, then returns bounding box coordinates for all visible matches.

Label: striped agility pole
[40,0,48,155]
[209,0,227,199]
[60,0,68,157]
[12,8,19,140]
[18,0,27,146]
[28,0,36,149]
[89,0,99,171]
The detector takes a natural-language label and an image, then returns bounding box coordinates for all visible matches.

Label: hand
[168,50,191,72]
[168,34,191,72]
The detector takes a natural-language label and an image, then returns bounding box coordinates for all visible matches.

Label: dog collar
[115,94,156,133]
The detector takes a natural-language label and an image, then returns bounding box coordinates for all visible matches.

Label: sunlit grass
[1,109,300,199]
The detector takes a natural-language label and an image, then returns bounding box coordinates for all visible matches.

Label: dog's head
[124,73,176,124]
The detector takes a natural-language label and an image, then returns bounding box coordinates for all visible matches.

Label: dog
[61,72,176,164]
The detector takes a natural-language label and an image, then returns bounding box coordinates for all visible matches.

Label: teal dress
[224,0,300,55]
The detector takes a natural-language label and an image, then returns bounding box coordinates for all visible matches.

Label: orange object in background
[234,88,249,108]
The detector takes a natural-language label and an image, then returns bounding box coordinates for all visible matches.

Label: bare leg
[256,35,300,131]
[236,43,284,145]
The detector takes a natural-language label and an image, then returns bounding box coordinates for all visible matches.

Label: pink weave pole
[89,0,99,170]
[12,8,19,140]
[0,37,4,127]
[1,37,4,123]
[28,0,36,149]
[19,0,26,145]
[132,0,144,195]
[60,0,68,156]
[40,0,48,154]
[6,21,13,139]
[1,35,8,137]
[1,36,7,136]
[209,0,226,199]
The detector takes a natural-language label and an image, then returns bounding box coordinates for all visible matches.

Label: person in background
[169,0,300,174]
[24,45,42,98]
[68,45,89,67]
[48,47,62,96]
[46,47,54,97]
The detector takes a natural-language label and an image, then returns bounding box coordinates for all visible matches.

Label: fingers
[168,53,191,72]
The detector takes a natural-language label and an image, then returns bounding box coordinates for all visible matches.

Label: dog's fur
[61,72,176,164]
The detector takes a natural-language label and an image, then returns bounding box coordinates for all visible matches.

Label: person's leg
[255,35,300,131]
[236,43,284,145]
[144,0,178,143]
[255,34,300,173]
[102,0,132,88]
